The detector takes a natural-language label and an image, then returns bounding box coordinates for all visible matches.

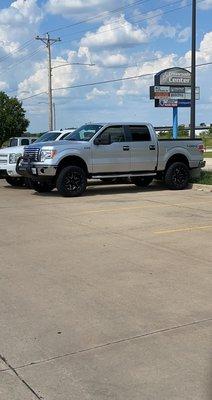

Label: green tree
[0,91,29,147]
[178,124,189,138]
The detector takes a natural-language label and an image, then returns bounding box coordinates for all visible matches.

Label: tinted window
[99,126,125,143]
[65,124,102,141]
[10,138,18,147]
[21,139,30,145]
[129,126,151,141]
[34,131,61,143]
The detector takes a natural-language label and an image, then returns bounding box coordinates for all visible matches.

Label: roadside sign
[155,67,191,86]
[150,67,200,138]
[150,85,200,100]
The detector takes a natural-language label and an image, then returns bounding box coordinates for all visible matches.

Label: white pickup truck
[17,123,205,196]
[0,129,75,186]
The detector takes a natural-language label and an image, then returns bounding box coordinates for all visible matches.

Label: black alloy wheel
[56,166,87,197]
[165,162,189,190]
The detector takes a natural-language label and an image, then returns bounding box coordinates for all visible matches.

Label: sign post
[150,67,199,139]
[173,107,178,139]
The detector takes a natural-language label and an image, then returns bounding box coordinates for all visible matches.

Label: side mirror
[94,135,111,145]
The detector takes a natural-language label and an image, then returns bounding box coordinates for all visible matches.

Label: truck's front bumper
[16,159,57,180]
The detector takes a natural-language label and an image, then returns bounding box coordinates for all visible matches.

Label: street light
[38,101,56,130]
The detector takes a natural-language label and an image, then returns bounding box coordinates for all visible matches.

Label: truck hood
[0,145,25,154]
[28,140,87,150]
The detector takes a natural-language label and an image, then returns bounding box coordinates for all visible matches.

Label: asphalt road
[0,179,211,400]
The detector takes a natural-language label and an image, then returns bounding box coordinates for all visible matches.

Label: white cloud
[0,81,9,90]
[46,0,122,20]
[80,15,148,49]
[198,0,212,9]
[18,56,78,99]
[182,32,212,65]
[117,54,176,97]
[0,0,43,55]
[144,10,177,40]
[86,87,109,100]
[177,27,191,43]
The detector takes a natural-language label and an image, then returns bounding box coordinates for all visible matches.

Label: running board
[92,173,156,179]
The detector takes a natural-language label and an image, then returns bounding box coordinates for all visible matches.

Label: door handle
[123,146,130,151]
[149,145,156,150]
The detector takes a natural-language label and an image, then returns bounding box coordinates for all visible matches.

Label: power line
[57,0,197,44]
[0,39,34,63]
[46,0,152,34]
[0,46,44,75]
[20,60,212,102]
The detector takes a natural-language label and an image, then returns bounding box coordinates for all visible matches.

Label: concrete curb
[190,183,212,192]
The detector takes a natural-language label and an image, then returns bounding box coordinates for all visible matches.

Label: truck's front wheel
[56,166,87,197]
[165,162,189,190]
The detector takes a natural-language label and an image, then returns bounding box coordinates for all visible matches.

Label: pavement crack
[0,354,43,399]
[12,317,212,372]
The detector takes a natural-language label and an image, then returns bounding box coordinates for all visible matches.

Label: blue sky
[0,0,212,132]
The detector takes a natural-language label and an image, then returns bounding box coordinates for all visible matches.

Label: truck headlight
[40,150,57,162]
[9,153,22,164]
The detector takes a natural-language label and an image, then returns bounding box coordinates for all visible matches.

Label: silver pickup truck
[17,123,205,197]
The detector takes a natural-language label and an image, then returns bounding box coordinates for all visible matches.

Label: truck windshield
[65,124,103,141]
[34,131,63,143]
[10,138,18,147]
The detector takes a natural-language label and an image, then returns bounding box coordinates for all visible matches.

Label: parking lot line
[154,225,212,235]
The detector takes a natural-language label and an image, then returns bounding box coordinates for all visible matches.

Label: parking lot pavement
[0,179,211,400]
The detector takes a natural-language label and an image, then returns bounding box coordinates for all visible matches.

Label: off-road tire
[131,176,153,187]
[56,166,87,197]
[165,162,189,190]
[5,177,24,187]
[31,180,55,193]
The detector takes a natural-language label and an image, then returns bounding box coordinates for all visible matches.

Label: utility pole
[35,33,60,131]
[53,102,56,130]
[190,0,196,139]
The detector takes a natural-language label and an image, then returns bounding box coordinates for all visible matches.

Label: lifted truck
[17,123,205,196]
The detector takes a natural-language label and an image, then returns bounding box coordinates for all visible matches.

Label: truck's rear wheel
[131,176,153,187]
[5,177,24,187]
[165,162,189,190]
[31,180,55,193]
[56,166,87,197]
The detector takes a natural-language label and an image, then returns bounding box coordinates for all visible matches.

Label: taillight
[197,144,204,153]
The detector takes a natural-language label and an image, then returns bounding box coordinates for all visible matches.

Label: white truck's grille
[0,154,7,164]
[23,148,40,162]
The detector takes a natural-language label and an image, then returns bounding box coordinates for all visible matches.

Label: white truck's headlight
[40,150,57,162]
[9,153,22,164]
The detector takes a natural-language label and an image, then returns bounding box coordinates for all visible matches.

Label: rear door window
[128,126,151,141]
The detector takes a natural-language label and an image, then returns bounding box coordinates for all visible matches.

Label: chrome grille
[23,147,40,162]
[0,154,7,164]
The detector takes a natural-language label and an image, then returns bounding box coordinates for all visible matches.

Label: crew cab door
[126,125,157,172]
[91,125,131,173]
